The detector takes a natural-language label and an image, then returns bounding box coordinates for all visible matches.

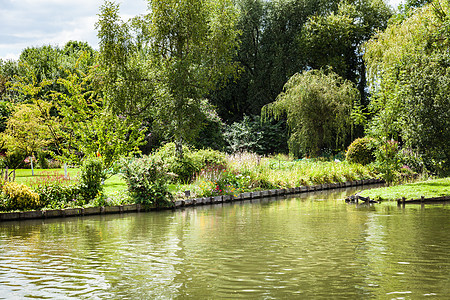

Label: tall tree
[96,0,240,156]
[364,0,450,175]
[262,69,359,157]
[210,0,391,122]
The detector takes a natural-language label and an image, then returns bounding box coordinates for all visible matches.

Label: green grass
[13,168,79,185]
[11,168,127,197]
[360,177,450,201]
[103,174,127,195]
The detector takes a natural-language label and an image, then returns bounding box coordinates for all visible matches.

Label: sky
[0,0,403,61]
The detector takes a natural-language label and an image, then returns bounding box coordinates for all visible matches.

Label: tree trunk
[175,137,184,158]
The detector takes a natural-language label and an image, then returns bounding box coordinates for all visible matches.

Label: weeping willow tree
[262,69,359,157]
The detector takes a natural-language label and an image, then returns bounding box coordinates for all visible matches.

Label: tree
[10,51,144,172]
[0,103,51,180]
[96,0,240,157]
[262,69,359,157]
[51,66,145,171]
[301,0,391,105]
[209,0,391,122]
[364,0,450,175]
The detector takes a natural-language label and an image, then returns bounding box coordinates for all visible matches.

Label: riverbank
[0,178,383,221]
[359,177,450,201]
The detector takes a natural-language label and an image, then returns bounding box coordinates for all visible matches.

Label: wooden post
[402,197,406,208]
[64,163,68,179]
[421,196,425,209]
[30,157,34,176]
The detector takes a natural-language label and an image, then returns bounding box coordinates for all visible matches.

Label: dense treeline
[0,0,449,181]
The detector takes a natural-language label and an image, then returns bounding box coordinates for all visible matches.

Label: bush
[346,137,376,165]
[224,115,288,155]
[47,159,62,169]
[35,183,82,209]
[80,157,104,202]
[153,143,227,183]
[1,181,41,211]
[120,156,173,207]
[372,139,402,185]
[190,149,227,170]
[37,151,49,169]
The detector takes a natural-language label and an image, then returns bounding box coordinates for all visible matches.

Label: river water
[0,187,449,299]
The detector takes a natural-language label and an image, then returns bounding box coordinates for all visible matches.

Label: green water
[0,188,449,299]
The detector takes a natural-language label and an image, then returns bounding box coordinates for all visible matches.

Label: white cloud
[0,0,147,60]
[0,0,405,61]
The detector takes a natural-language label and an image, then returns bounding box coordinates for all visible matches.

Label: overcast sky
[0,0,403,60]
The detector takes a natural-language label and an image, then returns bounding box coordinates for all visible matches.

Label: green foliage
[210,0,392,122]
[372,139,402,185]
[364,0,450,175]
[262,69,359,157]
[120,156,173,208]
[50,66,145,169]
[1,181,41,211]
[96,0,240,156]
[80,157,104,202]
[1,150,27,171]
[152,143,227,183]
[26,170,82,208]
[0,103,51,161]
[193,166,250,197]
[346,137,376,165]
[224,115,288,155]
[37,151,49,169]
[35,183,82,209]
[0,101,12,133]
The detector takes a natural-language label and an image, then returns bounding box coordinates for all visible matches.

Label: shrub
[80,157,104,202]
[37,151,49,169]
[224,115,288,155]
[346,137,376,165]
[35,183,82,209]
[1,181,41,211]
[372,139,402,185]
[27,170,82,208]
[190,149,227,169]
[152,143,194,182]
[120,156,173,208]
[47,159,62,169]
[153,143,228,183]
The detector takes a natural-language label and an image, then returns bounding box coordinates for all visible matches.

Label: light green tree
[262,69,360,157]
[0,103,51,180]
[96,0,240,157]
[10,55,145,172]
[364,0,450,175]
[51,66,145,171]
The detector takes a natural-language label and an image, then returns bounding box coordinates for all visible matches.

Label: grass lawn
[360,177,450,201]
[11,168,128,197]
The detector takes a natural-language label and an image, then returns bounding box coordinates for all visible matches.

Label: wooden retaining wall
[397,195,450,207]
[0,178,384,222]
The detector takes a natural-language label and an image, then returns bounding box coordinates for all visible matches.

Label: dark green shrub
[346,137,375,165]
[224,115,288,155]
[120,156,173,208]
[80,157,104,202]
[37,151,49,169]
